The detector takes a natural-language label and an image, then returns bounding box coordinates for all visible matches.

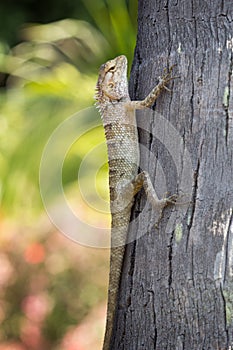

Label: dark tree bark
[111,0,233,349]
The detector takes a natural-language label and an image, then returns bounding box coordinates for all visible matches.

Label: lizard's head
[95,55,129,103]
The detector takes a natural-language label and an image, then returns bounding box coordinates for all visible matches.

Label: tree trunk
[111,0,233,349]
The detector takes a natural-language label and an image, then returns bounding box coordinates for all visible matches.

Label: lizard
[95,55,177,350]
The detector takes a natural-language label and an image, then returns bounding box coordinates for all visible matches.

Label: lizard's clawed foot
[159,64,180,87]
[155,192,190,229]
[162,192,178,206]
[162,192,191,207]
[163,86,172,92]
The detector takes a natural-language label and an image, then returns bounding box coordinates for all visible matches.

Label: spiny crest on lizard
[95,55,129,106]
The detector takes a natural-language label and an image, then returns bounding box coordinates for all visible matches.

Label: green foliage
[81,0,137,63]
[0,0,91,46]
[0,4,137,217]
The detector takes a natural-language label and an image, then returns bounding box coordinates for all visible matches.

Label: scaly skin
[95,55,177,350]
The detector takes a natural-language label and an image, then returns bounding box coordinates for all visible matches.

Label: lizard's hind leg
[131,171,177,209]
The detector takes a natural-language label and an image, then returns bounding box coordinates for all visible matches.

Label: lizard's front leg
[126,65,177,110]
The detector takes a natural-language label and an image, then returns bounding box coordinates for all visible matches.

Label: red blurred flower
[24,243,45,264]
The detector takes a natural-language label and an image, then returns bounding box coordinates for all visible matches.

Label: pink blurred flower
[20,322,42,349]
[21,294,51,323]
[62,325,87,350]
[61,303,106,350]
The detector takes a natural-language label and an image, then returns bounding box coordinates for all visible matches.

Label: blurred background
[0,1,137,349]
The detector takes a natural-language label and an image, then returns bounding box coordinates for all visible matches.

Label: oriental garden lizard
[95,55,177,350]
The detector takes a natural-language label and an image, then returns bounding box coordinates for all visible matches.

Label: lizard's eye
[108,82,114,88]
[108,66,115,73]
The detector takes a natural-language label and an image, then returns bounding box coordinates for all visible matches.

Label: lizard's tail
[102,245,125,350]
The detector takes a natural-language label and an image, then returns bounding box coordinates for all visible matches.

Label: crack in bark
[165,0,171,52]
[220,0,224,13]
[215,127,219,160]
[127,241,137,307]
[148,289,157,349]
[219,282,230,345]
[223,209,233,284]
[132,51,142,100]
[223,52,233,145]
[118,310,127,350]
[168,230,174,290]
[186,158,200,251]
[190,70,195,133]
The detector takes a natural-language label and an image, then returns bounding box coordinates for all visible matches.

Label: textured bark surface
[111,0,233,349]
